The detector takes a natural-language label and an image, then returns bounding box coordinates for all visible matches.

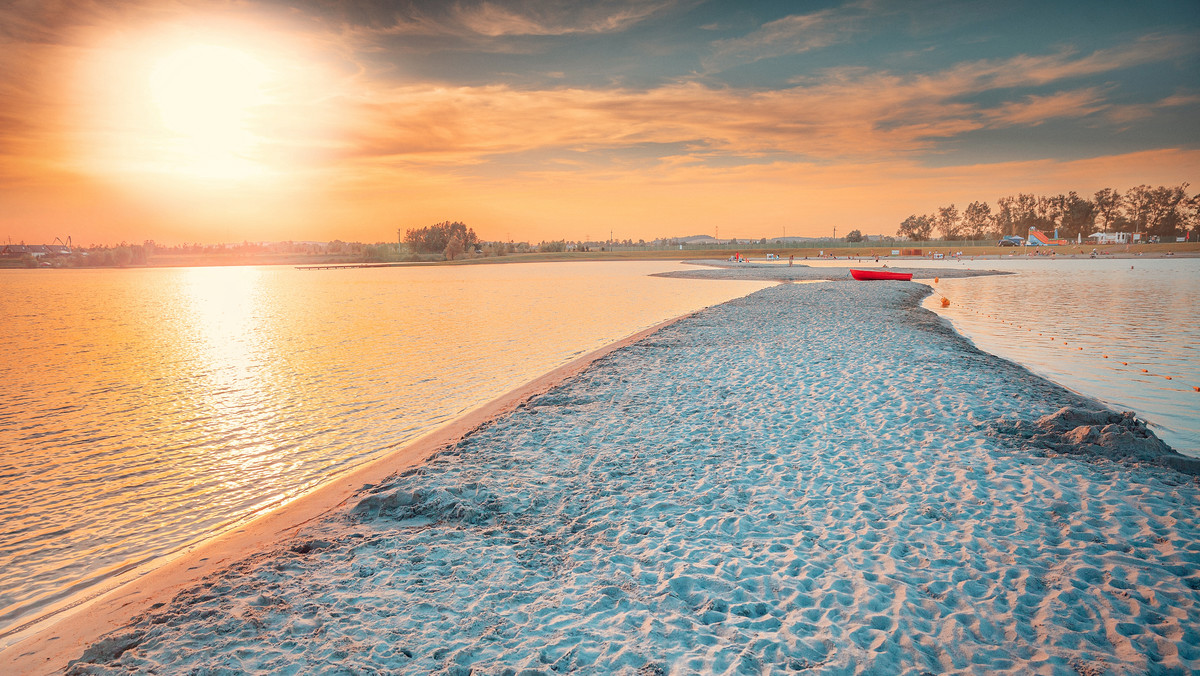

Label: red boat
[850,269,913,281]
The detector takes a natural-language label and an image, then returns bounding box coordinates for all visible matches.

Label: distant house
[2,243,72,260]
[1,244,48,258]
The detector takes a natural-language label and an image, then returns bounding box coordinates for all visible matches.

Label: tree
[1059,192,1095,240]
[995,196,1017,237]
[845,229,864,243]
[404,221,478,254]
[538,240,567,252]
[1122,185,1152,233]
[1013,193,1040,233]
[1093,188,1121,233]
[897,214,934,241]
[444,234,465,260]
[935,204,961,240]
[1143,183,1189,239]
[1181,192,1200,241]
[962,201,993,240]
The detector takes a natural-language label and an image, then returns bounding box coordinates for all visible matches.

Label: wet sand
[8,274,1200,674]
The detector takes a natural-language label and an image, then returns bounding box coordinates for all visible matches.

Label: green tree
[538,240,567,252]
[1122,185,1152,232]
[1181,192,1200,241]
[897,214,933,241]
[444,234,465,260]
[935,204,961,240]
[1059,192,1095,240]
[1143,184,1190,239]
[1093,188,1121,233]
[995,196,1017,237]
[404,221,478,254]
[962,201,993,240]
[844,229,864,242]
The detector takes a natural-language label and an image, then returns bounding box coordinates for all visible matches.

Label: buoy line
[928,279,1196,393]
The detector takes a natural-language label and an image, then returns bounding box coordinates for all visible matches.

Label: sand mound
[997,407,1200,475]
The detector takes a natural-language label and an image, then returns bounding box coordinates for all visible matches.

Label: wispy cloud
[357,0,676,39]
[703,5,867,72]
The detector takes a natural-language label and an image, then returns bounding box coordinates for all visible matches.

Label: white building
[1087,232,1140,245]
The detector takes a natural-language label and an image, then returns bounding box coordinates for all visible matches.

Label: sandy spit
[32,283,1200,674]
[661,260,1008,281]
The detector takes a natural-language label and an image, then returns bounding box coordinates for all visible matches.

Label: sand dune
[59,282,1200,674]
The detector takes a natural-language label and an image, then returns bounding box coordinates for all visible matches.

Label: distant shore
[2,240,1197,270]
[9,267,1198,674]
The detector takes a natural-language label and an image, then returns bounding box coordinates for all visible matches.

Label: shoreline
[2,243,1197,271]
[0,308,708,674]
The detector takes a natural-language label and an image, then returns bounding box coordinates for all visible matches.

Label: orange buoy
[934,277,939,283]
[1165,376,1172,380]
[1194,386,1199,392]
[1141,369,1148,373]
[941,297,950,307]
[1103,355,1108,358]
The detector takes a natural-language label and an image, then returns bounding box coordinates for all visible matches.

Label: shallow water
[0,261,768,639]
[811,256,1199,455]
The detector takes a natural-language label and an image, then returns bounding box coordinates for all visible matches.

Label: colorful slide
[1026,228,1068,246]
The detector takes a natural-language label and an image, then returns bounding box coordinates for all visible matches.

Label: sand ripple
[67,283,1200,675]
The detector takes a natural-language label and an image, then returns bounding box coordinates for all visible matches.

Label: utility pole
[833,225,837,240]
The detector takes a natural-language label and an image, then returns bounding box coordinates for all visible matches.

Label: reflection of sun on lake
[175,267,294,504]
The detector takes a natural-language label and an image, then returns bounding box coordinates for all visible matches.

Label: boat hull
[850,269,913,281]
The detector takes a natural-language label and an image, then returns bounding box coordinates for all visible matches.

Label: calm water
[0,261,769,640]
[828,257,1199,455]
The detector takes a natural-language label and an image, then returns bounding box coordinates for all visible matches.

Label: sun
[146,44,273,178]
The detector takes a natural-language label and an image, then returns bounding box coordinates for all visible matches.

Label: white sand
[48,282,1200,673]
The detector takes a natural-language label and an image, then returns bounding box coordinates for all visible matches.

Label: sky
[0,0,1197,246]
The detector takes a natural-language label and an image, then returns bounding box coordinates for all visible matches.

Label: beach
[9,278,1200,674]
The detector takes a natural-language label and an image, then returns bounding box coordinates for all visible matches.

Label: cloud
[346,0,676,40]
[984,89,1109,127]
[704,5,866,72]
[327,38,1187,174]
[923,33,1199,93]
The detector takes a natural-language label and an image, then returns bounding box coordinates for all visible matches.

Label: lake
[0,261,769,641]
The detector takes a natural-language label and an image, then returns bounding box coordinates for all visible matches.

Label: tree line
[400,221,481,260]
[897,184,1196,242]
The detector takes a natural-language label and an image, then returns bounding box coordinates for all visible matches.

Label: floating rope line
[929,280,1197,393]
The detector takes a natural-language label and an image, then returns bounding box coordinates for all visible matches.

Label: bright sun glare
[147,44,272,179]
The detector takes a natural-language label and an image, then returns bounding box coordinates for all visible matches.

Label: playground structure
[1026,228,1068,246]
